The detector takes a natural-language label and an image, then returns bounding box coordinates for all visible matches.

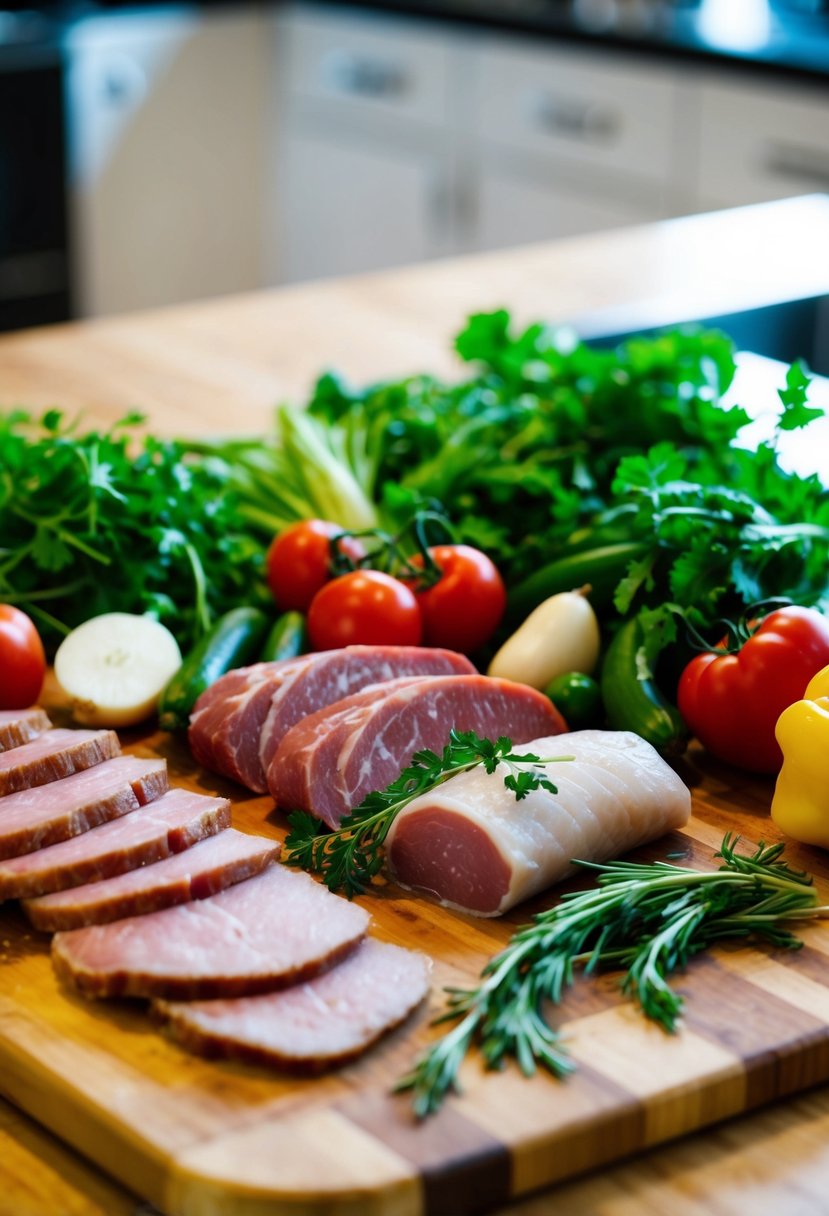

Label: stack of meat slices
[189,644,478,792]
[0,705,430,1072]
[190,645,568,828]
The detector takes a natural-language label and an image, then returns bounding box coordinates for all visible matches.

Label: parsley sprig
[397,835,829,1117]
[283,730,570,899]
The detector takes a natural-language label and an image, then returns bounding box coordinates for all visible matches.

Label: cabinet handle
[530,92,619,143]
[323,50,408,99]
[763,141,829,190]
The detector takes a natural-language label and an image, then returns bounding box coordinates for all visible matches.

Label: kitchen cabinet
[266,5,460,282]
[693,75,829,211]
[64,1,829,313]
[66,6,268,317]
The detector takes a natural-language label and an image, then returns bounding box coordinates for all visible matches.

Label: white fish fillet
[386,730,691,916]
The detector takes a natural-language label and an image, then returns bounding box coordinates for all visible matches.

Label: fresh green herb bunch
[284,730,567,899]
[398,834,827,1118]
[308,315,829,636]
[0,409,267,652]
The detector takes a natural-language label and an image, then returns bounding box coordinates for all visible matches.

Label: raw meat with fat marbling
[52,863,369,999]
[188,658,310,791]
[386,730,692,916]
[189,646,475,793]
[0,707,51,752]
[27,827,276,930]
[153,939,430,1073]
[269,674,567,828]
[0,729,120,796]
[0,756,168,861]
[0,786,228,900]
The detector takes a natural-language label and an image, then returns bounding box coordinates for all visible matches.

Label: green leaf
[777,361,823,431]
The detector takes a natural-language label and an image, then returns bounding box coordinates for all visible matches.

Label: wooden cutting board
[2,697,829,1216]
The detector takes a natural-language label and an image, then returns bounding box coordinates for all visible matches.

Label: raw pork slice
[269,674,566,828]
[386,730,692,916]
[188,658,310,791]
[0,729,120,797]
[256,646,476,787]
[0,755,168,861]
[153,939,430,1073]
[52,863,369,999]
[0,707,51,752]
[0,786,228,901]
[189,646,476,793]
[27,827,276,931]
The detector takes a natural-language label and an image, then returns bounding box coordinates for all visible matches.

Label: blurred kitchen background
[2,0,828,331]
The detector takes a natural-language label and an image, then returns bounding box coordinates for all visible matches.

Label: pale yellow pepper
[771,664,829,848]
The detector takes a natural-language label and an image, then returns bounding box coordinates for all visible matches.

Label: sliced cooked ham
[153,939,430,1073]
[0,707,51,752]
[386,730,692,916]
[269,674,567,828]
[51,863,369,999]
[0,755,168,861]
[26,828,276,931]
[188,646,476,793]
[0,786,229,901]
[0,729,120,796]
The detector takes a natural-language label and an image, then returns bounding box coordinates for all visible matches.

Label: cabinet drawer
[276,3,452,128]
[475,41,677,185]
[697,79,829,208]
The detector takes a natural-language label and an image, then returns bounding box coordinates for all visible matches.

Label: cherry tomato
[409,544,506,653]
[266,520,365,611]
[677,606,829,773]
[307,571,422,650]
[0,605,46,710]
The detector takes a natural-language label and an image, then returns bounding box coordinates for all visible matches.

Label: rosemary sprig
[283,730,571,898]
[397,834,829,1117]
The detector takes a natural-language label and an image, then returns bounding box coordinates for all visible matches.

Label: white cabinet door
[475,166,659,252]
[67,7,268,316]
[273,129,453,283]
[694,77,829,211]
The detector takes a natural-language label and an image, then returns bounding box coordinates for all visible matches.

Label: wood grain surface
[2,195,829,1214]
[1,684,829,1216]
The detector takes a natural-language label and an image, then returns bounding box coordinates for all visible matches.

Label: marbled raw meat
[269,674,566,828]
[0,756,168,861]
[386,730,692,916]
[153,939,430,1073]
[52,863,369,999]
[189,646,475,793]
[188,658,310,791]
[0,729,119,796]
[27,827,275,930]
[0,786,228,900]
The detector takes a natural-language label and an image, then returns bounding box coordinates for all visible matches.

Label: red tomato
[409,544,506,653]
[0,605,46,710]
[307,571,422,650]
[677,606,829,773]
[266,520,365,611]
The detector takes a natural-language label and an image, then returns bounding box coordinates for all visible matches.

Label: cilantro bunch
[0,409,267,653]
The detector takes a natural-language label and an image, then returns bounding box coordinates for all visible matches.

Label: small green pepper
[545,671,602,731]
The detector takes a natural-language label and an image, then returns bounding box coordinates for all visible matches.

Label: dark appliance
[0,13,71,331]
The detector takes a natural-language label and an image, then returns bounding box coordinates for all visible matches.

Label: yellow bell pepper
[771,663,829,848]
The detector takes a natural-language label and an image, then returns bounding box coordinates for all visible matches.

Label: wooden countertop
[2,195,829,1216]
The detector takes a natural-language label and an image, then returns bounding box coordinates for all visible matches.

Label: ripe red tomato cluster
[266,521,505,655]
[677,605,829,773]
[0,604,46,710]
